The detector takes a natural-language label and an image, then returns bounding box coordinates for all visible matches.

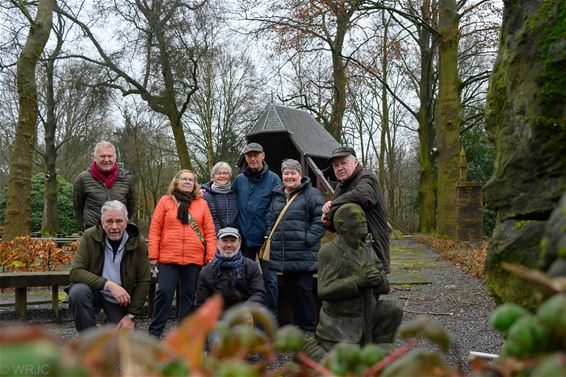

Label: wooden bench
[0,271,160,321]
[0,271,70,321]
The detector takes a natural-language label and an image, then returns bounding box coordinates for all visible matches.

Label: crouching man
[195,227,266,310]
[303,203,402,361]
[68,200,151,332]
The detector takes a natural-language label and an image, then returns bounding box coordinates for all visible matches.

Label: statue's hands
[359,266,382,288]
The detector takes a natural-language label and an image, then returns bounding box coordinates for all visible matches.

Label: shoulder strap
[170,194,205,245]
[266,192,299,240]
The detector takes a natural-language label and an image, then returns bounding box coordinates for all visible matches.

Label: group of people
[68,140,400,355]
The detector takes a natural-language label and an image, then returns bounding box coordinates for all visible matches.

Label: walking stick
[363,287,373,346]
[362,234,375,345]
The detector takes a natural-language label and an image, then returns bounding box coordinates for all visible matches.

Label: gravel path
[388,239,503,374]
[0,239,502,375]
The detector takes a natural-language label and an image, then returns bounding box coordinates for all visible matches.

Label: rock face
[539,192,566,278]
[484,0,566,308]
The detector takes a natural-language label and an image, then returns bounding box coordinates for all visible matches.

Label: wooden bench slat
[0,272,70,288]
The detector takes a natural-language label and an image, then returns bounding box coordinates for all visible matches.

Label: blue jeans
[241,245,278,314]
[148,263,201,338]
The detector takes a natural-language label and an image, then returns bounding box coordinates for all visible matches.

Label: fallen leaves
[413,234,488,279]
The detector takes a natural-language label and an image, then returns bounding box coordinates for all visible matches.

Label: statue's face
[337,205,368,240]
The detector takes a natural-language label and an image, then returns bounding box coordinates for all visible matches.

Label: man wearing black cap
[321,146,391,273]
[233,142,281,313]
[195,227,266,310]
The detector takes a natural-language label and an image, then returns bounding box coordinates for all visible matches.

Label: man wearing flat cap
[321,146,391,273]
[233,142,281,312]
[195,227,266,309]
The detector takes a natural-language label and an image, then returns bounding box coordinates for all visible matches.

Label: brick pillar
[456,182,484,241]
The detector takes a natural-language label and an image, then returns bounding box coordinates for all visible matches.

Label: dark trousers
[241,245,278,314]
[283,272,317,332]
[148,263,201,338]
[68,283,127,332]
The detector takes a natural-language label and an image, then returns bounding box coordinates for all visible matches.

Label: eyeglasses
[178,177,195,182]
[215,171,230,176]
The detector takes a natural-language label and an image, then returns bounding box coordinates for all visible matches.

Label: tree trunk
[169,114,193,170]
[379,14,389,196]
[328,10,350,141]
[435,0,461,238]
[3,0,54,241]
[41,16,64,236]
[417,0,438,233]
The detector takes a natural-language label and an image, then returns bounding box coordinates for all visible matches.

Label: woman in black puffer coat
[265,159,325,332]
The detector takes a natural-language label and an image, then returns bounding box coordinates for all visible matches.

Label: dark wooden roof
[247,104,341,160]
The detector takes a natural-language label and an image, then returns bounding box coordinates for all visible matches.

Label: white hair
[210,161,233,179]
[281,159,302,175]
[101,200,128,219]
[93,141,116,156]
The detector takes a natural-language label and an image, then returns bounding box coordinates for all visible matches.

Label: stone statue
[303,203,402,362]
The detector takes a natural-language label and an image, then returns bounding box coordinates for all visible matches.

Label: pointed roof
[247,104,341,159]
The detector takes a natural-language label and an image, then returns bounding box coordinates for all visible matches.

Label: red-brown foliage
[0,236,76,272]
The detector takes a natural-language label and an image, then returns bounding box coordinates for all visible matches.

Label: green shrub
[0,173,79,235]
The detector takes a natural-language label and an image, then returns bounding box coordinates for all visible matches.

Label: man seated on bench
[68,200,151,332]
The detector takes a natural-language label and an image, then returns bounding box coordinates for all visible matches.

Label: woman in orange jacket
[148,169,216,338]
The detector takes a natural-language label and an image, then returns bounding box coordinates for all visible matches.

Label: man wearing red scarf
[73,141,135,230]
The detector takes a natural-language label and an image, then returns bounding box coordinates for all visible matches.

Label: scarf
[211,182,231,194]
[212,250,244,279]
[90,161,118,189]
[173,188,195,225]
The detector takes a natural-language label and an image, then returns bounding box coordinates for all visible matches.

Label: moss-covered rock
[484,0,566,220]
[538,192,566,277]
[485,219,545,310]
[483,0,566,305]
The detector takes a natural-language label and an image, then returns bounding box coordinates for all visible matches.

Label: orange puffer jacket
[148,195,216,265]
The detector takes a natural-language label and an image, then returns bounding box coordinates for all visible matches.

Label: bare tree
[242,0,369,140]
[56,0,211,170]
[35,13,114,235]
[185,44,265,179]
[47,61,113,182]
[115,103,179,232]
[39,13,65,235]
[3,0,54,241]
[0,74,19,189]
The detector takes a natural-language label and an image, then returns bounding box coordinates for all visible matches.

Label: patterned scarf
[173,188,195,225]
[90,161,118,189]
[212,250,244,279]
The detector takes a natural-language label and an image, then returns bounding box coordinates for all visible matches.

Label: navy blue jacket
[265,177,325,272]
[201,181,239,234]
[234,162,281,247]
